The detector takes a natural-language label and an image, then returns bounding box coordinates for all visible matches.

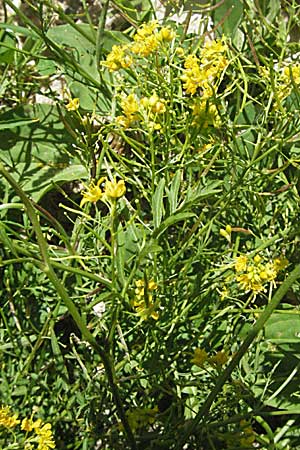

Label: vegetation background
[1,0,300,449]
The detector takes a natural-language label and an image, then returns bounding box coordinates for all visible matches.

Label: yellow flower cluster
[0,406,55,450]
[80,177,126,207]
[102,21,175,72]
[22,418,55,450]
[126,406,158,431]
[260,64,300,107]
[116,93,139,128]
[116,92,166,129]
[191,349,229,368]
[0,405,20,428]
[283,65,300,84]
[66,97,80,111]
[132,279,159,320]
[235,254,288,294]
[181,38,228,96]
[102,44,133,72]
[191,98,222,128]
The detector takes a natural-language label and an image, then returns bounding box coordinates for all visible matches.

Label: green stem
[0,162,136,450]
[108,199,120,344]
[96,0,110,69]
[178,263,300,447]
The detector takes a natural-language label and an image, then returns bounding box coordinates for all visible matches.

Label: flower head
[181,38,228,96]
[191,348,208,367]
[132,279,159,320]
[35,422,55,450]
[134,21,159,41]
[157,26,176,42]
[66,98,80,111]
[104,178,126,200]
[234,253,288,294]
[209,350,229,367]
[0,405,20,428]
[101,44,133,72]
[80,177,106,207]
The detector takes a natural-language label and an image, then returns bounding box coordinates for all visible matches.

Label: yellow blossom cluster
[259,63,300,107]
[102,21,175,72]
[22,418,55,450]
[0,405,20,428]
[116,92,166,129]
[181,38,228,96]
[191,349,229,368]
[116,93,139,128]
[0,406,55,450]
[234,254,288,294]
[80,177,126,207]
[191,98,222,128]
[132,279,159,320]
[66,97,80,111]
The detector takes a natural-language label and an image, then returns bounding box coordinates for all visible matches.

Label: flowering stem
[178,263,300,447]
[0,162,137,450]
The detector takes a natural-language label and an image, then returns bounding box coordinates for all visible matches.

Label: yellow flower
[134,21,158,41]
[273,256,288,271]
[157,26,176,42]
[116,115,132,128]
[36,423,56,450]
[191,348,208,367]
[148,93,166,114]
[220,224,232,242]
[104,178,126,200]
[176,47,185,57]
[259,262,277,282]
[22,417,34,431]
[234,253,282,294]
[235,255,248,272]
[283,65,300,85]
[192,99,221,128]
[181,39,228,95]
[101,44,133,72]
[66,98,80,111]
[133,300,159,320]
[80,177,106,207]
[133,279,159,320]
[201,38,228,63]
[121,93,139,117]
[131,35,160,57]
[141,93,166,114]
[0,405,20,428]
[209,351,229,367]
[117,93,140,128]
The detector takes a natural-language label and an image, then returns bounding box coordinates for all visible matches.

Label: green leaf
[154,212,195,239]
[0,117,39,130]
[0,32,16,64]
[212,0,244,37]
[0,104,86,201]
[167,170,182,214]
[152,178,165,229]
[0,23,39,39]
[46,25,128,111]
[265,312,300,345]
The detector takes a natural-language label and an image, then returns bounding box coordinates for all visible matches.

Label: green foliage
[1,1,300,449]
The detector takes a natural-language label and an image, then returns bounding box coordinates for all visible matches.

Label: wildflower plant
[1,0,300,449]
